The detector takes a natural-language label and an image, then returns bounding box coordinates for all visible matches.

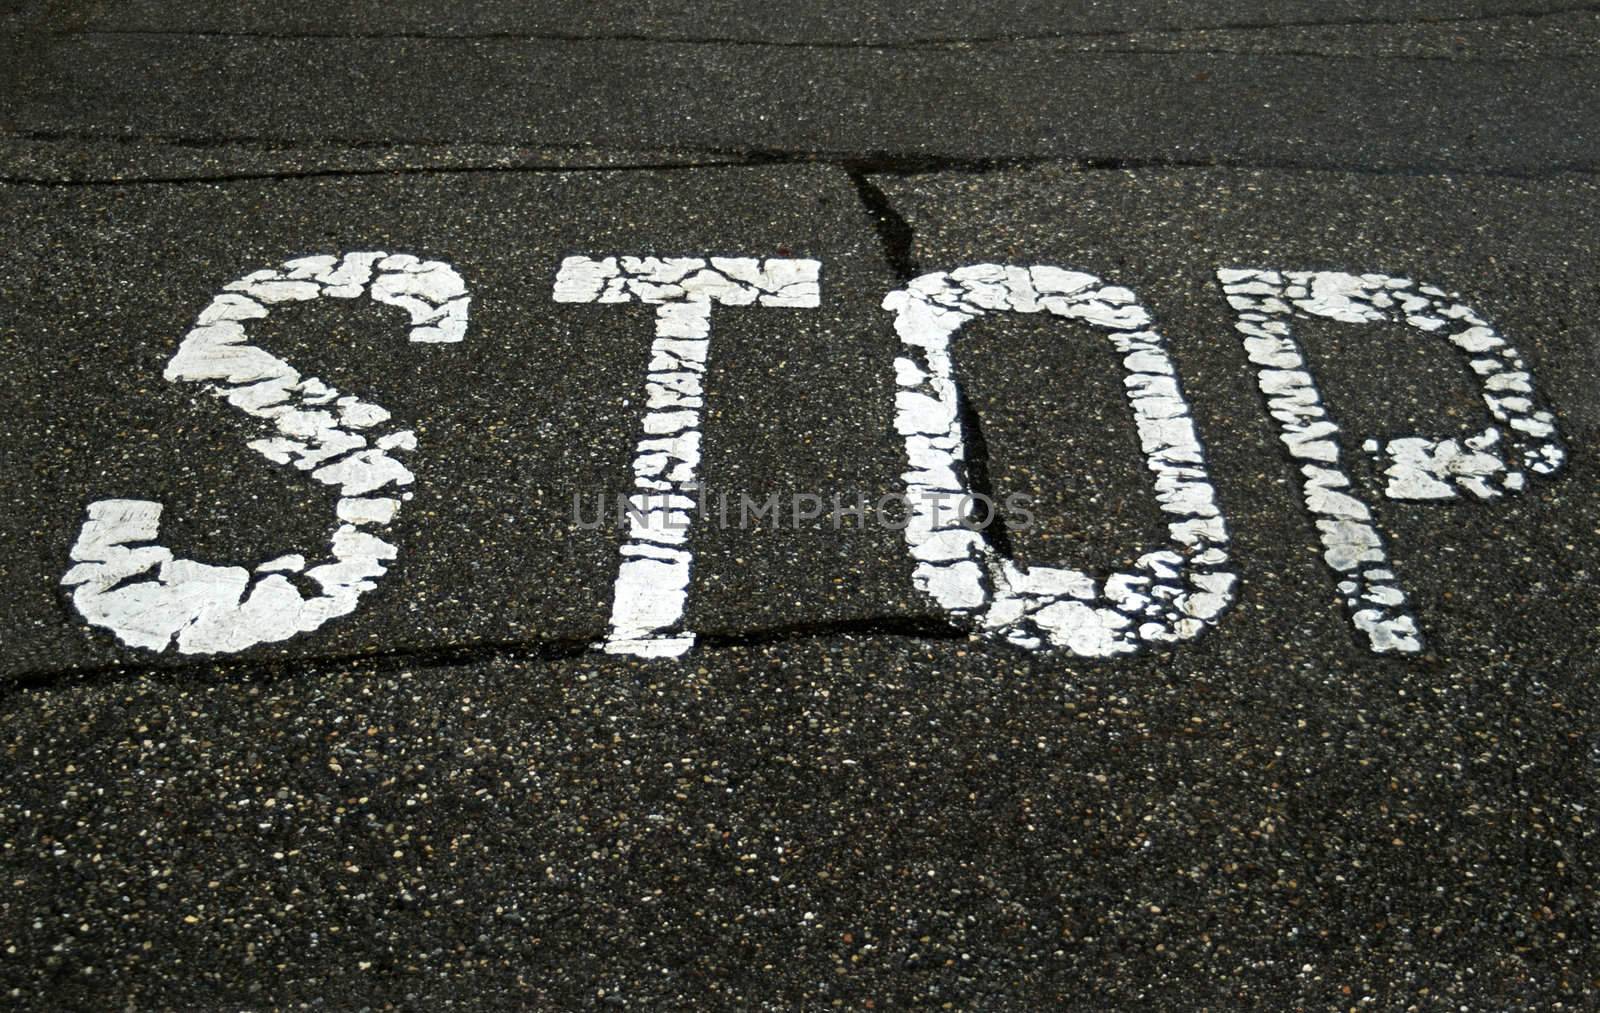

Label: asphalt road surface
[2,3,1597,1009]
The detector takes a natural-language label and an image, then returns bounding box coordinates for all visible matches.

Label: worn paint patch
[883,264,1236,657]
[61,252,469,654]
[553,255,822,658]
[1217,268,1565,654]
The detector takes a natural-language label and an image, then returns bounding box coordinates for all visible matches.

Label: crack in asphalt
[5,619,975,688]
[39,5,1600,48]
[3,142,1599,188]
[845,170,918,282]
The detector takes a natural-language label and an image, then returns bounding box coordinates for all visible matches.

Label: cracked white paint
[883,264,1236,656]
[62,252,469,654]
[554,255,821,658]
[1217,268,1565,654]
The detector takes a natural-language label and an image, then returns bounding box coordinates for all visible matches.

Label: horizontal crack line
[3,619,968,688]
[1,146,1597,188]
[7,130,1592,178]
[38,5,1600,48]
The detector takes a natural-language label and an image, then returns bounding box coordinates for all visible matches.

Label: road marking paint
[1218,268,1566,653]
[884,265,1236,656]
[61,252,469,654]
[553,255,822,658]
[55,252,1565,660]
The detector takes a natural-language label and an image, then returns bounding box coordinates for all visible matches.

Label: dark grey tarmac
[2,3,1597,1009]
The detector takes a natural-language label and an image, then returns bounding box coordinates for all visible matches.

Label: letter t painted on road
[553,255,821,658]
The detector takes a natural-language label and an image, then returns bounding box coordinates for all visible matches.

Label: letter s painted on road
[61,252,469,654]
